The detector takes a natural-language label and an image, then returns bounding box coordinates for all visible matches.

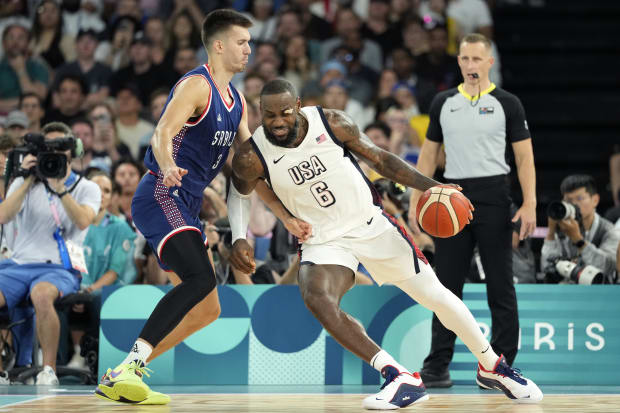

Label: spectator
[66,170,137,368]
[289,0,333,41]
[62,0,106,36]
[330,45,377,106]
[110,31,175,106]
[447,0,493,41]
[4,110,29,145]
[0,134,16,201]
[109,158,143,225]
[147,88,169,124]
[112,0,143,23]
[274,8,321,65]
[70,118,95,173]
[44,74,88,126]
[322,79,370,129]
[416,24,461,92]
[320,8,383,73]
[391,82,420,119]
[0,24,49,113]
[242,72,266,102]
[167,10,202,58]
[249,41,281,75]
[243,0,277,43]
[401,18,431,57]
[96,15,139,71]
[53,29,112,108]
[0,121,101,385]
[19,92,45,134]
[143,16,170,67]
[384,105,421,164]
[376,68,399,100]
[541,175,620,284]
[280,34,316,93]
[390,47,436,113]
[173,47,199,80]
[114,84,155,160]
[88,103,132,172]
[362,0,403,57]
[30,0,76,70]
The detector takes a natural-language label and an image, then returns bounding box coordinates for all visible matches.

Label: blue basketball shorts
[132,172,207,270]
[0,259,80,309]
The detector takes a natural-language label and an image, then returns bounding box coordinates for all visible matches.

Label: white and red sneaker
[476,355,543,403]
[362,366,429,410]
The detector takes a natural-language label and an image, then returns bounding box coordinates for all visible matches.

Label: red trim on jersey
[171,74,212,126]
[204,63,235,110]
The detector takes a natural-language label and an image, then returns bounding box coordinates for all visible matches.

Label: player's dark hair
[201,9,252,52]
[260,78,297,101]
[560,174,598,196]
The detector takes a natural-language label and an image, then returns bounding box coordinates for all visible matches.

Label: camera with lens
[373,179,408,203]
[547,200,582,222]
[8,133,75,180]
[547,259,604,285]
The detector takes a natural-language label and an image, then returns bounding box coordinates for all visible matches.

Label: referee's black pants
[422,174,519,373]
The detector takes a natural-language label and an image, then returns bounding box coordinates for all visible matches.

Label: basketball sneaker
[96,360,153,403]
[362,366,429,410]
[476,355,543,403]
[95,387,171,405]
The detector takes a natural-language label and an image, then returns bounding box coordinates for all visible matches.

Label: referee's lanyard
[46,172,77,271]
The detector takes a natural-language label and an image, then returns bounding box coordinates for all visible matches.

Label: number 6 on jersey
[310,181,335,207]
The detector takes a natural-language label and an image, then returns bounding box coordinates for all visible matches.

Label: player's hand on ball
[284,217,312,242]
[444,183,474,220]
[230,239,256,274]
[162,166,188,187]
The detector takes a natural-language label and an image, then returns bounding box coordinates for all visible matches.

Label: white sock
[370,349,409,374]
[73,344,81,356]
[121,340,153,366]
[393,268,500,372]
[478,345,500,371]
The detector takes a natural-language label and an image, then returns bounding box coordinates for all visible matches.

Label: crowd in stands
[0,0,618,384]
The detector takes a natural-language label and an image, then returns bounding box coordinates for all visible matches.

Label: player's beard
[264,117,299,147]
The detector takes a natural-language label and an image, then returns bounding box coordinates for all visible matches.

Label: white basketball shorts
[299,211,428,285]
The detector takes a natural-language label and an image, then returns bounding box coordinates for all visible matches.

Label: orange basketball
[416,185,471,238]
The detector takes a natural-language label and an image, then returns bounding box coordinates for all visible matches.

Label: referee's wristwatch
[573,238,586,249]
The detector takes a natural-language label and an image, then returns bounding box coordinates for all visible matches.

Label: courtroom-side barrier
[100,285,620,385]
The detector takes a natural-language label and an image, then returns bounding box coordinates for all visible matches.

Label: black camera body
[8,133,74,179]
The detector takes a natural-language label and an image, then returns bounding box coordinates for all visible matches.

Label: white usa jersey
[250,106,382,244]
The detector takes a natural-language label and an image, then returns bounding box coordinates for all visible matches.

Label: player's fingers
[179,168,189,176]
[511,211,520,222]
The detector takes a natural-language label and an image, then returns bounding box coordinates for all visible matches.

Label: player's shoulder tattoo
[324,109,360,142]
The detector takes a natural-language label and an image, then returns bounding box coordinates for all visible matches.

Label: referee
[409,33,536,388]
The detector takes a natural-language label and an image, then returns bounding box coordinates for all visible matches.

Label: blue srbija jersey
[144,64,244,197]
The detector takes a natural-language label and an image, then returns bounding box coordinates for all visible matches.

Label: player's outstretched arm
[152,76,210,187]
[325,109,440,192]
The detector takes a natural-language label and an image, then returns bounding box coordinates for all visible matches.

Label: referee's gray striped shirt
[426,84,530,180]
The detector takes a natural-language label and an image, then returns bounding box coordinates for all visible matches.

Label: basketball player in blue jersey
[95,10,264,405]
[228,79,543,409]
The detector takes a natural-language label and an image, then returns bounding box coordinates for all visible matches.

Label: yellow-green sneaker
[137,389,171,405]
[96,360,151,403]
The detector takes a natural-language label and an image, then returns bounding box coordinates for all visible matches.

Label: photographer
[0,122,100,385]
[542,175,620,284]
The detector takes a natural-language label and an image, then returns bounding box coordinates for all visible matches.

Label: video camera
[7,133,74,180]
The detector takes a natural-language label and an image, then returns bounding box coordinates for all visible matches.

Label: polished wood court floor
[2,386,620,412]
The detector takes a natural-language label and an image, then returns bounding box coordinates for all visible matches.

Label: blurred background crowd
[0,0,618,382]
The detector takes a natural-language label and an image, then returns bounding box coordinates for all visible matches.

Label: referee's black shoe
[420,368,453,388]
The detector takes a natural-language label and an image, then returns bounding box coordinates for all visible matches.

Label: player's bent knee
[301,289,337,318]
[188,296,221,328]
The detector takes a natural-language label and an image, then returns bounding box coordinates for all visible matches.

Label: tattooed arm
[324,109,440,192]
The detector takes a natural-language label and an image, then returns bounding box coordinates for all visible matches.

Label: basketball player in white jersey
[228,79,543,409]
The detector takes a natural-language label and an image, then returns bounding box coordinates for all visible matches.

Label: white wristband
[227,181,252,244]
